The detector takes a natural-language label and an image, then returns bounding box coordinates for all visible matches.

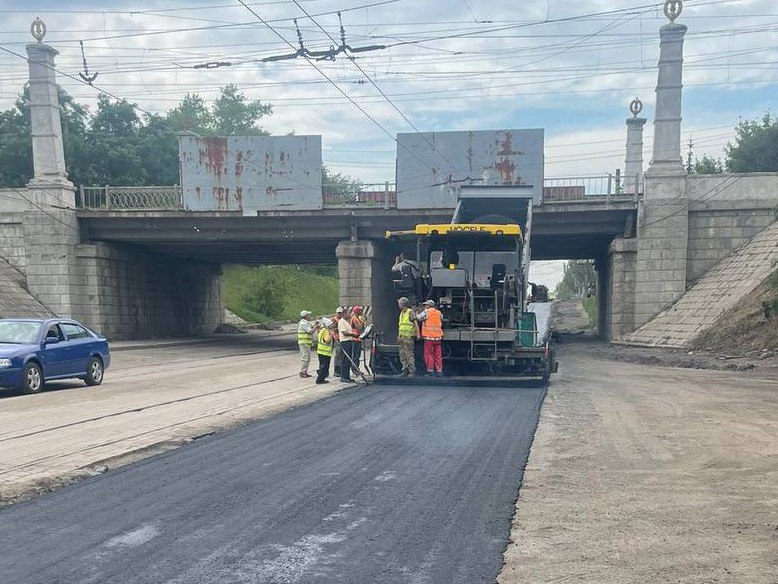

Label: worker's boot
[435,371,444,378]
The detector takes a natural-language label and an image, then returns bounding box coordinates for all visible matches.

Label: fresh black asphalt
[0,382,545,584]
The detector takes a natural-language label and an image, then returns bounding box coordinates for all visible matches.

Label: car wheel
[84,356,104,386]
[22,362,44,394]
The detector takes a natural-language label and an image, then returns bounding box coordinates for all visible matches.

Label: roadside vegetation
[555,260,598,329]
[222,265,339,324]
[691,111,778,174]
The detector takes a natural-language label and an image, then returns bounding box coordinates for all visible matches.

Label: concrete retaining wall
[686,174,778,285]
[74,242,222,340]
[0,213,27,274]
[605,238,637,339]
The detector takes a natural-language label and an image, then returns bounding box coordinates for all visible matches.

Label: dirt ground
[499,337,778,584]
[551,298,593,335]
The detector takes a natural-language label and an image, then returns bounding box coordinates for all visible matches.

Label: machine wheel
[22,362,44,394]
[84,356,104,386]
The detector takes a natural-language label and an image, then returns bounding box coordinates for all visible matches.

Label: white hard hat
[336,306,345,313]
[300,310,312,318]
[320,317,333,328]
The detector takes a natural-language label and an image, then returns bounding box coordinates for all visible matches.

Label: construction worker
[332,306,345,377]
[417,300,444,377]
[297,310,316,378]
[337,308,355,382]
[350,306,366,375]
[315,318,336,384]
[397,297,419,376]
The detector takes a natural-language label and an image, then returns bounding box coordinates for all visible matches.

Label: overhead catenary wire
[289,0,469,177]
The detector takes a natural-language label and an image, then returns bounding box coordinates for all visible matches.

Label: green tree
[84,95,147,186]
[693,154,724,175]
[555,260,597,300]
[322,165,362,204]
[165,84,271,137]
[0,84,273,188]
[0,85,88,186]
[166,94,212,135]
[725,112,778,173]
[210,84,272,136]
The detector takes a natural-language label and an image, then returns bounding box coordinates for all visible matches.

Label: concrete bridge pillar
[633,2,690,328]
[336,240,397,340]
[604,239,637,339]
[21,19,81,318]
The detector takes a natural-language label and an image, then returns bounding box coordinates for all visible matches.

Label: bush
[222,265,339,323]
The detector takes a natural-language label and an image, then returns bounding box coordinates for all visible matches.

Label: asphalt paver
[0,382,545,584]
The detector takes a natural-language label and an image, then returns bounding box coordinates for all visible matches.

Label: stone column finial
[625,98,647,195]
[25,18,74,199]
[646,3,687,180]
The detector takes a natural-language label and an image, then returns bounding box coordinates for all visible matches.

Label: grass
[222,265,339,323]
[582,295,598,330]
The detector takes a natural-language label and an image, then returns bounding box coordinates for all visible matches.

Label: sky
[1,0,776,289]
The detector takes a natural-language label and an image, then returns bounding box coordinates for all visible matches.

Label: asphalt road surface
[0,381,545,584]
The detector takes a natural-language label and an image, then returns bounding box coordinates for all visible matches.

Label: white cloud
[0,0,775,183]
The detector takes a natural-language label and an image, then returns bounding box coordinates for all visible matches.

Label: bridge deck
[77,201,637,263]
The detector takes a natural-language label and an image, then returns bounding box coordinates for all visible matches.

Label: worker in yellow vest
[297,310,316,378]
[397,297,419,376]
[417,300,444,377]
[316,318,336,384]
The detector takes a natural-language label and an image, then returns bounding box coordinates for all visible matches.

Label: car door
[59,323,92,377]
[41,324,69,377]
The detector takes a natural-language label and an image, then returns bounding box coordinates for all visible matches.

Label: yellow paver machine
[370,186,558,383]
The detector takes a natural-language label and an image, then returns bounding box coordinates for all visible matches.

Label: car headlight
[0,359,12,368]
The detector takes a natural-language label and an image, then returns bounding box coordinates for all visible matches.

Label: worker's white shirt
[298,320,314,334]
[338,318,352,340]
[416,309,428,321]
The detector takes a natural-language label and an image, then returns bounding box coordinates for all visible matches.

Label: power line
[235,0,481,185]
[289,0,467,176]
[0,45,154,117]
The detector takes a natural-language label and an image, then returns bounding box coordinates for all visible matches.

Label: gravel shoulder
[499,338,778,584]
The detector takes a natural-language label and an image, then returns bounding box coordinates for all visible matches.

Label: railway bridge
[1,12,776,341]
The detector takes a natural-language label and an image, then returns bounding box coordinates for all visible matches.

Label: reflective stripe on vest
[422,308,443,339]
[398,309,415,338]
[297,321,313,346]
[317,328,333,357]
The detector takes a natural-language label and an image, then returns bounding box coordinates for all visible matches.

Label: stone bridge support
[74,243,222,340]
[336,240,397,340]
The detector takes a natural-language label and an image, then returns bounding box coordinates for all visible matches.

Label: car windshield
[0,321,42,344]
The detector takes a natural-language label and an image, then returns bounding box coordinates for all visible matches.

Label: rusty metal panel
[179,135,322,211]
[395,129,544,209]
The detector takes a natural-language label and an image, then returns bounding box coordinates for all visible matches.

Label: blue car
[0,319,110,394]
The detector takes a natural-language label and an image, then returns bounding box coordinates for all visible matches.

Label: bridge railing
[322,182,397,209]
[542,173,643,203]
[77,175,641,211]
[78,186,182,210]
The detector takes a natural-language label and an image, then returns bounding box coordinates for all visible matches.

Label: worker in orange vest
[417,299,444,377]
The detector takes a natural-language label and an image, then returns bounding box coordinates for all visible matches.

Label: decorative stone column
[632,1,690,330]
[646,1,687,180]
[25,17,75,207]
[624,98,647,195]
[22,19,80,318]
